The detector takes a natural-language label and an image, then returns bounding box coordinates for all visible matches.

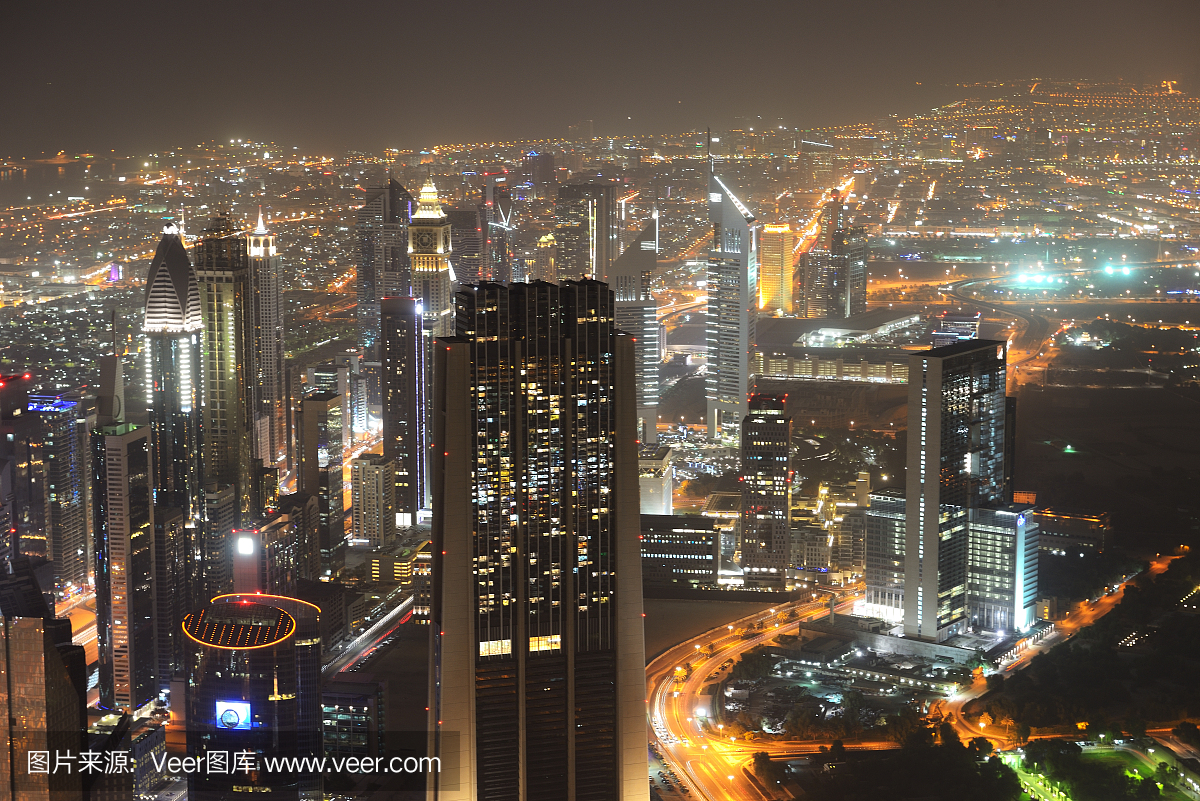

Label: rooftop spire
[254,206,268,235]
[412,177,445,220]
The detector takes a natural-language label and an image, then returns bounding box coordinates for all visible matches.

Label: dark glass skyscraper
[739,395,791,586]
[356,176,414,358]
[381,296,424,525]
[195,213,255,522]
[428,280,647,800]
[555,181,618,282]
[299,392,344,577]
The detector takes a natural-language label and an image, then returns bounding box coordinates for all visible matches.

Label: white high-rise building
[350,455,396,547]
[705,174,758,440]
[248,211,285,469]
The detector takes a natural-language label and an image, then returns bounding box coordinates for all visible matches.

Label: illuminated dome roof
[143,225,201,333]
[182,601,296,650]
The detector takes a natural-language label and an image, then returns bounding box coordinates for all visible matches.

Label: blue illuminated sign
[215,700,251,730]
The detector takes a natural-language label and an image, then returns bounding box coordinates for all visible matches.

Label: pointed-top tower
[144,224,202,334]
[247,209,285,483]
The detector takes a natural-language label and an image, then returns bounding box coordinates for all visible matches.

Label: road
[648,592,888,800]
[935,555,1175,748]
[947,276,1052,367]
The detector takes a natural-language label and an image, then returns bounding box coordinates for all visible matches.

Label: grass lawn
[1081,751,1192,801]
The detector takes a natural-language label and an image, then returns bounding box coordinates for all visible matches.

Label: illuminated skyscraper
[832,225,867,317]
[350,455,395,547]
[248,211,286,471]
[610,215,660,442]
[356,176,414,357]
[381,296,424,527]
[184,594,321,800]
[555,181,618,282]
[428,280,647,801]
[299,393,344,577]
[196,212,255,521]
[448,205,484,286]
[739,395,791,586]
[759,223,795,315]
[92,413,155,711]
[143,225,203,523]
[25,392,88,598]
[409,178,455,511]
[531,232,558,282]
[904,340,1036,641]
[705,173,758,439]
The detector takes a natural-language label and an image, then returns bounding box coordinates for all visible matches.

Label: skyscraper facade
[350,455,395,547]
[195,213,254,522]
[904,340,1035,641]
[248,211,286,470]
[299,393,345,577]
[609,216,660,442]
[448,205,484,286]
[381,296,424,527]
[428,280,647,801]
[759,223,795,315]
[143,223,203,514]
[832,226,868,317]
[92,421,154,711]
[27,393,89,598]
[356,176,414,357]
[705,173,758,439]
[739,395,791,586]
[480,181,514,283]
[555,181,618,282]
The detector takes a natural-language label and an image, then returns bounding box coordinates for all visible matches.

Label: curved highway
[947,276,1052,366]
[647,591,893,800]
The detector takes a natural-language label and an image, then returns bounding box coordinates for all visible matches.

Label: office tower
[448,206,484,285]
[356,176,414,357]
[143,224,203,519]
[523,151,557,196]
[381,297,424,527]
[705,173,758,439]
[306,362,352,447]
[92,352,156,711]
[638,445,672,515]
[639,515,719,589]
[322,677,385,759]
[739,395,791,586]
[281,492,321,582]
[479,181,514,283]
[299,392,345,577]
[759,223,795,315]
[531,233,558,282]
[26,393,88,598]
[201,484,237,601]
[428,280,647,801]
[0,372,37,564]
[864,487,906,623]
[196,212,255,522]
[248,211,286,468]
[568,119,594,141]
[832,226,867,317]
[555,181,618,282]
[610,216,660,441]
[154,505,186,693]
[184,594,321,800]
[231,517,298,594]
[904,340,1037,641]
[350,455,395,547]
[816,196,844,251]
[0,614,86,800]
[931,311,982,348]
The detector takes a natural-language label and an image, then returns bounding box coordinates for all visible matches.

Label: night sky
[4,0,1198,157]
